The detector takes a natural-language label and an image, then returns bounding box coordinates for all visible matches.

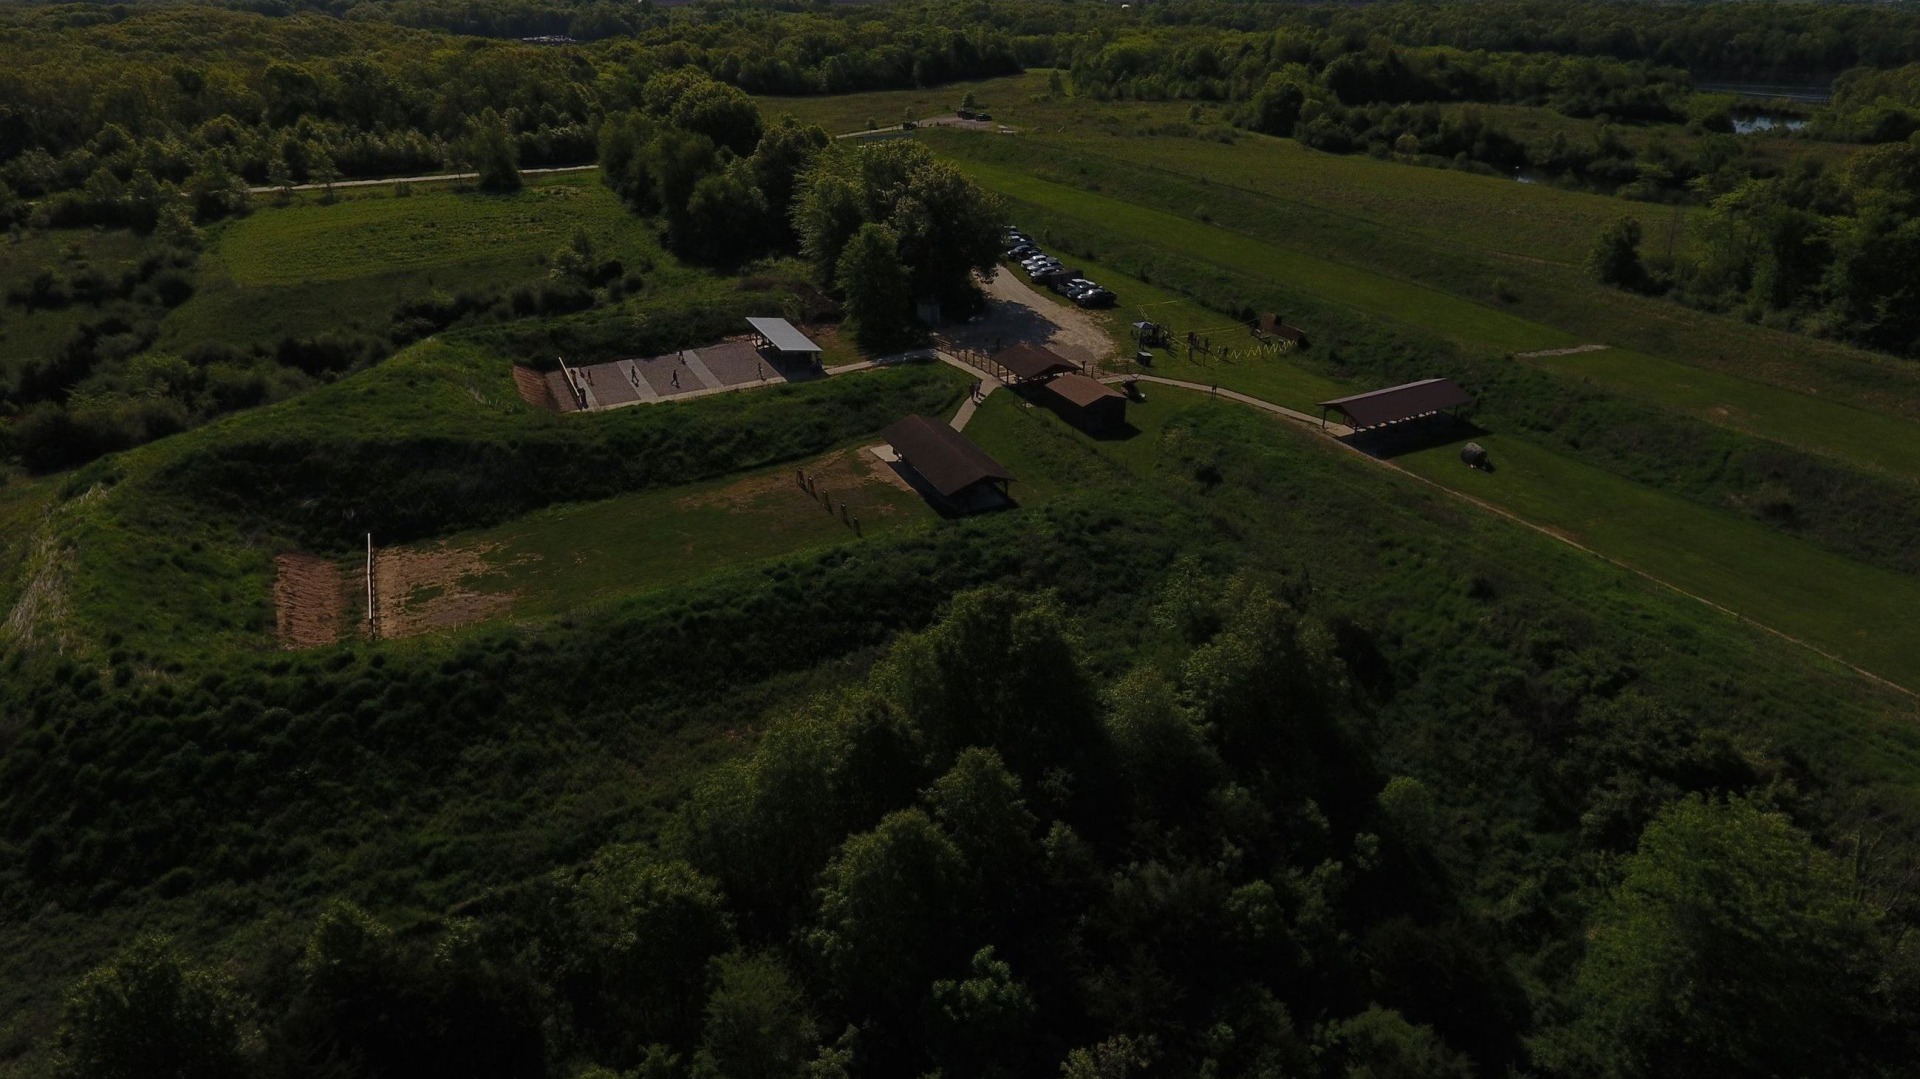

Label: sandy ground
[373,543,521,639]
[512,366,558,411]
[273,553,349,649]
[939,270,1118,369]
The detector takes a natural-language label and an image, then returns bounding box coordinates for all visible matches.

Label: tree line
[33,582,1920,1078]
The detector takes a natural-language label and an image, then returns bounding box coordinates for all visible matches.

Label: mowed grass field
[957,141,1920,482]
[931,128,1920,691]
[931,122,1920,428]
[1393,433,1920,691]
[162,172,682,347]
[386,444,938,628]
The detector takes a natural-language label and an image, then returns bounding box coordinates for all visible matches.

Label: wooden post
[365,532,376,639]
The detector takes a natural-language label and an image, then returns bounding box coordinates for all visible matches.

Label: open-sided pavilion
[746,317,824,365]
[994,342,1080,384]
[1318,378,1473,431]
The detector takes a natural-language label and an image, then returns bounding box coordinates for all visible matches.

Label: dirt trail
[273,554,349,649]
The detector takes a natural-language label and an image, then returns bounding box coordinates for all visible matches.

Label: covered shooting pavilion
[993,342,1080,385]
[1318,378,1473,432]
[746,317,824,365]
[881,415,1016,513]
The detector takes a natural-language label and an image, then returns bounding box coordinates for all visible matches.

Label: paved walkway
[247,164,598,195]
[1516,344,1610,359]
[681,349,724,390]
[1102,374,1353,437]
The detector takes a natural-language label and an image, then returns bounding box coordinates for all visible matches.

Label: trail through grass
[1534,348,1920,479]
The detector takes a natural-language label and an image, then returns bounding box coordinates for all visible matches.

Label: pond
[1732,113,1809,135]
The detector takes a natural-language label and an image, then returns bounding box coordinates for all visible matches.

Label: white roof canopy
[746,317,822,354]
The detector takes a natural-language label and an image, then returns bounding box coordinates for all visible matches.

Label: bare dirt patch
[679,449,913,516]
[940,270,1117,368]
[274,553,350,649]
[512,365,560,411]
[374,542,523,638]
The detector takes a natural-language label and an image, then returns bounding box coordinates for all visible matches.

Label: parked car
[1076,288,1116,307]
[956,109,975,119]
[1023,258,1060,273]
[1006,243,1039,259]
[976,113,992,121]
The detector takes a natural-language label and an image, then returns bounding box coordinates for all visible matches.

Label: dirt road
[939,269,1118,368]
[247,164,598,195]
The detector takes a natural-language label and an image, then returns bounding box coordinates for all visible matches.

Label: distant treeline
[11,1,1920,228]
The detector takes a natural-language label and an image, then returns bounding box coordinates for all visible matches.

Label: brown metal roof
[995,343,1079,381]
[882,415,1015,498]
[1318,378,1473,429]
[1048,372,1124,409]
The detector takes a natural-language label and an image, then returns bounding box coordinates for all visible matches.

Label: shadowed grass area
[1531,347,1920,479]
[392,446,938,626]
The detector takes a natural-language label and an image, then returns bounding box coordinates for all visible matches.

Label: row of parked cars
[1003,227,1116,308]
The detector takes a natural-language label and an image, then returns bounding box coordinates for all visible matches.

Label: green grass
[1532,347,1920,479]
[396,446,938,624]
[218,180,649,287]
[941,123,1920,428]
[756,70,1134,134]
[1394,431,1920,692]
[962,156,1577,353]
[162,173,683,348]
[1034,127,1689,266]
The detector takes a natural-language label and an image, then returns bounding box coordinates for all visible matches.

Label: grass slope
[162,173,679,348]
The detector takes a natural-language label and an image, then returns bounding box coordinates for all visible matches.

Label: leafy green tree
[692,953,819,1079]
[53,935,249,1079]
[1586,215,1646,291]
[1551,796,1880,1077]
[267,156,293,205]
[559,847,736,1054]
[889,158,1006,306]
[795,167,868,286]
[680,161,771,265]
[876,588,1101,778]
[925,747,1041,906]
[748,116,831,243]
[599,110,661,211]
[644,70,764,155]
[807,808,968,1011]
[1326,1007,1473,1079]
[465,107,522,193]
[927,946,1036,1074]
[835,222,912,350]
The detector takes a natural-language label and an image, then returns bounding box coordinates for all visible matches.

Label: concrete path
[1103,373,1353,437]
[626,361,660,403]
[247,163,598,195]
[1516,344,1610,359]
[681,349,724,390]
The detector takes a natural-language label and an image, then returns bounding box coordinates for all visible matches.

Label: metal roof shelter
[1318,378,1473,430]
[1045,372,1127,435]
[746,317,823,358]
[882,415,1015,506]
[994,342,1079,383]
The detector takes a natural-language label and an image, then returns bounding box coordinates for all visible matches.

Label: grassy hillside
[162,173,687,349]
[2,340,968,660]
